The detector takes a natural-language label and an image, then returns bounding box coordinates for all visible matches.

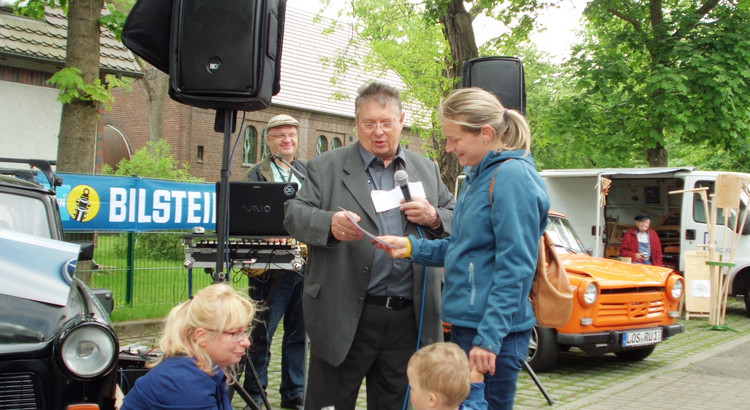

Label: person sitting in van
[620,214,663,266]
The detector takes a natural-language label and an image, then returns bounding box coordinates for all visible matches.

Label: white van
[540,167,750,316]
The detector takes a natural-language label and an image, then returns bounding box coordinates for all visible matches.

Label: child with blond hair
[407,342,487,410]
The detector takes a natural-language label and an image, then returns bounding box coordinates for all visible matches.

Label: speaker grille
[462,56,526,114]
[175,0,259,95]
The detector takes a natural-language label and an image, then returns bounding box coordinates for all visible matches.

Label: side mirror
[69,241,95,261]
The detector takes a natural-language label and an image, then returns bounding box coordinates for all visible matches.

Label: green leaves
[47,68,132,109]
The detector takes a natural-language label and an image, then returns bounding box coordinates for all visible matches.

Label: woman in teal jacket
[377,88,549,409]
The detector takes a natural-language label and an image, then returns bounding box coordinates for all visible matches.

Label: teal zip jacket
[409,149,549,354]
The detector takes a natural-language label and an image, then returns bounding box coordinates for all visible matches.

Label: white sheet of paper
[370,181,426,213]
[337,207,404,248]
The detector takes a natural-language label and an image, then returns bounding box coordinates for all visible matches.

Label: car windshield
[546,215,588,254]
[0,284,83,344]
[0,192,52,238]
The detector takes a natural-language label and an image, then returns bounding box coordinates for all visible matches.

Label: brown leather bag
[489,162,574,328]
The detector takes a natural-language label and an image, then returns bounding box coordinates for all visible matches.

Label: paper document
[337,207,404,248]
[371,182,426,213]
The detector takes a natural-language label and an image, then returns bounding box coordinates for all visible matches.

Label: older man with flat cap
[620,214,663,266]
[241,114,307,409]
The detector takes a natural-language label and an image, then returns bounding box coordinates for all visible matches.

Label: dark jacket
[242,155,307,183]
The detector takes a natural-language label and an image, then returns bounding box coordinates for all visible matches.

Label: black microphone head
[394,170,409,187]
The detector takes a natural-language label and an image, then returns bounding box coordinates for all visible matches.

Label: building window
[261,129,270,158]
[244,126,258,164]
[332,137,342,149]
[317,135,328,155]
[197,146,204,163]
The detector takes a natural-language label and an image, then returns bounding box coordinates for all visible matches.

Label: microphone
[394,169,412,202]
[273,152,306,181]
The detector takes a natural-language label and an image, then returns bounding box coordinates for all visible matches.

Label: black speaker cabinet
[461,56,526,114]
[168,0,286,111]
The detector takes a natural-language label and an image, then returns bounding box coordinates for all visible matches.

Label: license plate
[622,328,662,347]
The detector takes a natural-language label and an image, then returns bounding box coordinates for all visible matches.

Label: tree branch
[673,0,720,40]
[608,7,643,33]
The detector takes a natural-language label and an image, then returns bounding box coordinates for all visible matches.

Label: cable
[403,225,427,410]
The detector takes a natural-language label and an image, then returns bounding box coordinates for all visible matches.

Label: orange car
[527,212,685,372]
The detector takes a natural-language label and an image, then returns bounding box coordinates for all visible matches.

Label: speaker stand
[213,109,237,283]
[522,360,554,405]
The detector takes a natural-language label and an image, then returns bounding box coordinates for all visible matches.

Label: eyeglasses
[359,121,399,131]
[206,327,251,342]
[268,133,298,140]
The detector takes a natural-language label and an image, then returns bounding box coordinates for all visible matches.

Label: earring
[484,140,489,145]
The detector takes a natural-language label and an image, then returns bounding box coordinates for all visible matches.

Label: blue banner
[57,174,216,232]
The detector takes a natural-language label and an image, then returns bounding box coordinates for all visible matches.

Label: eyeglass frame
[205,327,251,342]
[358,120,400,132]
[267,132,299,140]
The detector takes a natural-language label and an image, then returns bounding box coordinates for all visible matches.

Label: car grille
[595,294,667,327]
[0,373,38,409]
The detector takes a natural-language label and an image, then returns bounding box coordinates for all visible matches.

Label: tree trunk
[140,67,169,143]
[56,0,104,174]
[437,0,479,190]
[439,0,479,79]
[647,142,668,167]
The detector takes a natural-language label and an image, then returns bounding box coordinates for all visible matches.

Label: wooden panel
[684,250,711,319]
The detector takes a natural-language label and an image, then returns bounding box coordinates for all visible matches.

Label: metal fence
[64,231,247,311]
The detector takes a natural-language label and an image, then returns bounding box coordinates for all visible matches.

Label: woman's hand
[373,235,409,258]
[469,346,498,375]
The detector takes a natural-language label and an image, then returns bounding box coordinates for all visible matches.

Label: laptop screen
[218,181,298,236]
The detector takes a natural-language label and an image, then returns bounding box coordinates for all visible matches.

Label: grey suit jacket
[284,142,455,366]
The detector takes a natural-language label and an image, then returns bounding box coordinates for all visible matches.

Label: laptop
[219,181,299,236]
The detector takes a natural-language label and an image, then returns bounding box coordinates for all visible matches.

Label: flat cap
[265,114,299,132]
[634,214,651,221]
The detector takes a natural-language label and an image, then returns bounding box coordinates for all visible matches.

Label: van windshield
[693,180,749,233]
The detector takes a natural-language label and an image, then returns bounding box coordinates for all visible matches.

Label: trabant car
[0,159,119,409]
[528,212,685,372]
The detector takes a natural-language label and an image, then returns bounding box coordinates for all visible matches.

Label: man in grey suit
[284,81,455,409]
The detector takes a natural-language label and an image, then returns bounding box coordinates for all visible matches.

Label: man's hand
[331,210,365,241]
[401,197,441,230]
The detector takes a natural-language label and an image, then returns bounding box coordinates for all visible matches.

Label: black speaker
[168,0,286,111]
[461,56,526,114]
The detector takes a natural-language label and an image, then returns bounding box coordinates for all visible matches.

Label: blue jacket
[460,383,488,409]
[409,150,549,354]
[121,356,232,410]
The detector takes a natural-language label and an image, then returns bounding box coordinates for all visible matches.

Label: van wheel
[744,283,750,318]
[614,345,656,361]
[527,326,559,372]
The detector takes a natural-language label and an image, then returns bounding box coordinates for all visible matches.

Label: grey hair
[354,81,403,119]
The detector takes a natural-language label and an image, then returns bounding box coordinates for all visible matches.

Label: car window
[0,192,52,238]
[546,216,588,254]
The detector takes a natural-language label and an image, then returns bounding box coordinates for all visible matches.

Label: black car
[0,159,119,409]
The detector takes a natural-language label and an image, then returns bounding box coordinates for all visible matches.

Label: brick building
[1,4,425,181]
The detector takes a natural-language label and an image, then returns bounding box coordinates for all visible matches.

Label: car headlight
[60,322,117,379]
[578,279,599,306]
[667,275,684,301]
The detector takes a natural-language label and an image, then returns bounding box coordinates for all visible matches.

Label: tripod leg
[522,360,554,406]
[234,355,272,410]
[231,380,263,410]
